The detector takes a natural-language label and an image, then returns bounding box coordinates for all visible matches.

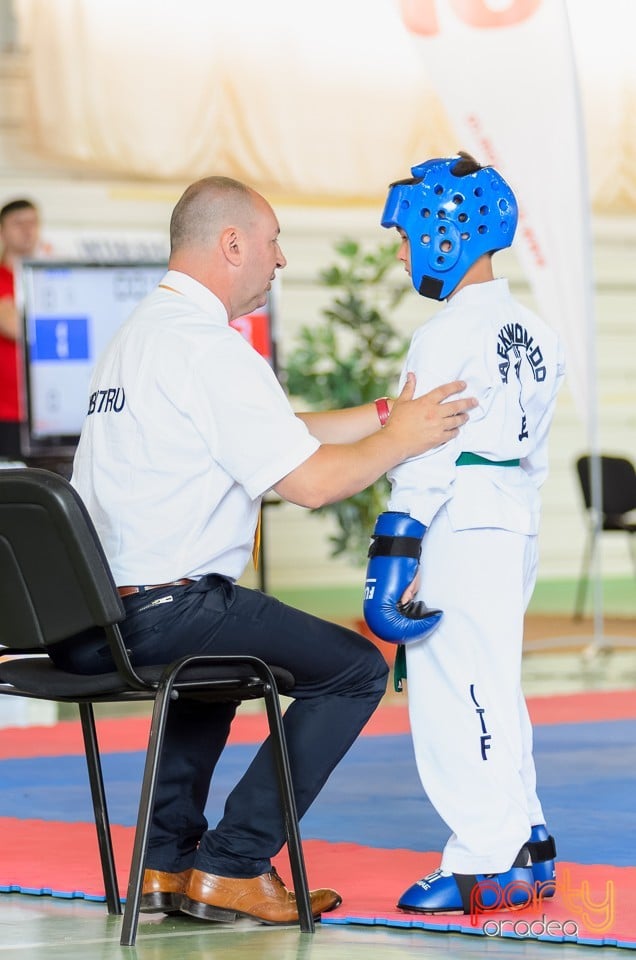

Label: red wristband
[374,396,390,427]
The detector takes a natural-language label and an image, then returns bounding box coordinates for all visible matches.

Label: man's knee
[365,644,390,699]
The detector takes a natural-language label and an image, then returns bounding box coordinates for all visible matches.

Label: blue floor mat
[1,718,634,866]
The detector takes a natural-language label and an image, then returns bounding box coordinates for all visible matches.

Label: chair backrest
[0,467,125,651]
[576,454,636,516]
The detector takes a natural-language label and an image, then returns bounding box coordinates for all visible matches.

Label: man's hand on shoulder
[383,373,477,457]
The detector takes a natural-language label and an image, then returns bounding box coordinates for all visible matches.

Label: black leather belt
[117,579,194,598]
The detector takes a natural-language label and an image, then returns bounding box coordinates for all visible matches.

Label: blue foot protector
[397,849,535,915]
[527,823,557,898]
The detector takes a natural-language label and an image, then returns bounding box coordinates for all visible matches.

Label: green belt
[456,452,520,467]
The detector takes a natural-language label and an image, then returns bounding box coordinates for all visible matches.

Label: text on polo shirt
[87,388,126,414]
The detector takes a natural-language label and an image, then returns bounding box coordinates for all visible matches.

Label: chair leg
[262,678,315,934]
[628,533,636,580]
[574,527,595,620]
[120,682,176,947]
[78,702,121,915]
[122,656,315,943]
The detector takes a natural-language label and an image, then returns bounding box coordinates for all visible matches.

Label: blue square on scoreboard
[32,316,90,361]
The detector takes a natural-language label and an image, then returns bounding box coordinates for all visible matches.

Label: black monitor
[18,259,278,464]
[18,260,167,461]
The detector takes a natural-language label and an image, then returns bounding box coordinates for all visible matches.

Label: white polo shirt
[388,279,566,533]
[71,270,320,585]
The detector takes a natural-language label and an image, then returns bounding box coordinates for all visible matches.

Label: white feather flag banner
[398,0,595,428]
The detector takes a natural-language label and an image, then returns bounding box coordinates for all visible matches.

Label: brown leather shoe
[290,884,341,915]
[140,868,192,914]
[180,867,342,924]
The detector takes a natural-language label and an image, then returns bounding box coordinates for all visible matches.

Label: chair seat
[0,658,295,701]
[603,516,636,533]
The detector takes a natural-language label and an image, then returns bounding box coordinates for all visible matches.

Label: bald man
[63,176,476,925]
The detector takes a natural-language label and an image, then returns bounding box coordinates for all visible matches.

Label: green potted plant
[284,237,410,565]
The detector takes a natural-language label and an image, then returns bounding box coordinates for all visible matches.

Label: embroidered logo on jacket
[496,322,547,441]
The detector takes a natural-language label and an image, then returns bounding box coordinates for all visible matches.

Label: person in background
[0,198,41,459]
[364,153,565,915]
[63,175,477,926]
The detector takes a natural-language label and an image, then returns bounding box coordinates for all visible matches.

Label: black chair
[574,454,636,619]
[0,467,314,945]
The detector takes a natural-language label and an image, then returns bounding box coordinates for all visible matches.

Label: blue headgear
[381,156,518,300]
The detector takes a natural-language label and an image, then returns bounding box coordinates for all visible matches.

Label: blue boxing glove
[363,511,443,644]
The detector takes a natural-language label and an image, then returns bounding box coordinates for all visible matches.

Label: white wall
[2,47,635,588]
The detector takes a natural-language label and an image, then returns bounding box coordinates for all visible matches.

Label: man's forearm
[273,430,406,509]
[296,402,388,443]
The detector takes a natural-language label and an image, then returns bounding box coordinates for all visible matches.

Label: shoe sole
[397,903,465,915]
[179,895,327,925]
[180,896,240,922]
[139,892,183,915]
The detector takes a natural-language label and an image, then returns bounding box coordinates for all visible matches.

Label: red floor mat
[2,691,635,948]
[0,823,634,949]
[2,689,635,760]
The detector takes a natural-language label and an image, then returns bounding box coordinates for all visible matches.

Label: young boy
[364,153,565,914]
